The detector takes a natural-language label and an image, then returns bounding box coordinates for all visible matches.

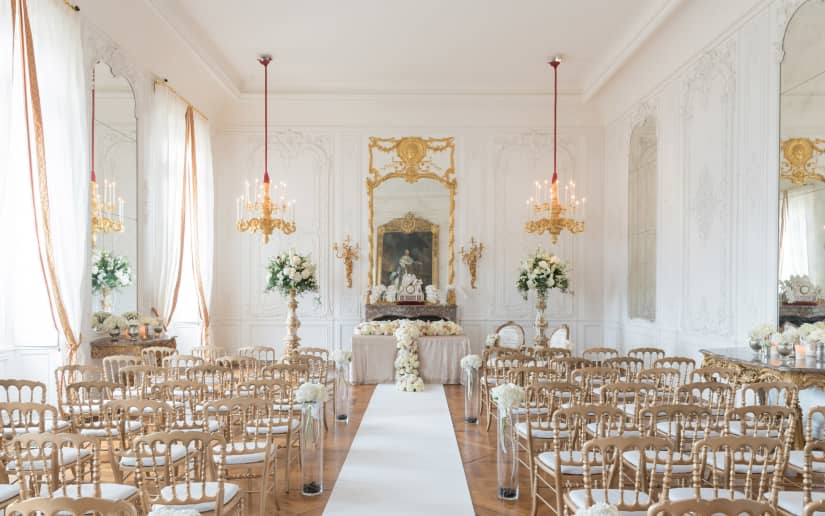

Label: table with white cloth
[351,335,471,384]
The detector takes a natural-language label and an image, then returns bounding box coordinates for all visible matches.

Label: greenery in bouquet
[91,249,133,293]
[266,249,319,297]
[92,311,111,332]
[516,248,569,299]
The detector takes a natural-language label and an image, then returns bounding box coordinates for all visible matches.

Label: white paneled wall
[602,2,783,360]
[210,98,605,356]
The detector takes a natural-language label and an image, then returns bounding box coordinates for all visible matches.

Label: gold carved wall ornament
[460,237,484,289]
[781,138,825,186]
[367,137,457,303]
[333,235,360,289]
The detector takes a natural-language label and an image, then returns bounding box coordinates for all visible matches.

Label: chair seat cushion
[622,450,692,474]
[537,451,603,475]
[787,450,825,472]
[169,419,220,433]
[245,419,299,435]
[153,482,240,512]
[655,421,718,440]
[705,451,776,473]
[80,420,142,437]
[52,482,138,501]
[120,443,187,468]
[566,488,649,515]
[7,447,90,471]
[0,484,19,503]
[214,442,272,465]
[515,421,567,439]
[585,422,638,437]
[667,487,746,501]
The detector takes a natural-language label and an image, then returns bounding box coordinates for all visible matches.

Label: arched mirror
[778,0,825,325]
[90,61,138,316]
[628,116,657,321]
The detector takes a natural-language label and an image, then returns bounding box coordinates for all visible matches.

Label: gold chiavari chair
[532,404,628,516]
[162,354,203,380]
[603,356,645,381]
[518,382,581,476]
[101,356,140,385]
[216,355,260,385]
[637,404,717,487]
[787,406,825,483]
[653,357,696,387]
[675,381,734,418]
[102,399,175,484]
[0,380,45,404]
[691,365,738,384]
[0,403,67,439]
[12,432,138,503]
[569,366,621,403]
[260,364,309,387]
[547,356,594,381]
[65,381,117,435]
[54,365,103,422]
[565,436,674,515]
[547,324,570,349]
[505,366,560,387]
[807,500,825,516]
[191,345,227,364]
[204,398,280,513]
[775,440,825,515]
[293,353,332,429]
[134,431,241,515]
[8,497,137,516]
[155,381,218,433]
[239,346,277,366]
[140,346,176,368]
[117,365,164,400]
[185,365,234,401]
[627,346,666,369]
[648,498,777,516]
[724,405,796,439]
[738,381,799,409]
[538,347,572,363]
[638,367,683,403]
[666,435,785,502]
[581,346,619,365]
[600,382,659,432]
[246,379,301,493]
[482,350,527,431]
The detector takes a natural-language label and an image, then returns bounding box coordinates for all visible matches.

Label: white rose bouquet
[574,504,620,516]
[491,383,525,411]
[749,323,775,341]
[92,311,111,332]
[294,382,328,404]
[516,248,569,300]
[91,249,133,293]
[122,311,140,323]
[101,315,129,333]
[460,354,482,370]
[266,249,318,297]
[809,327,825,345]
[486,333,499,347]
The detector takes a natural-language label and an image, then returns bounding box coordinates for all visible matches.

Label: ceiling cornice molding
[234,92,586,103]
[582,0,686,102]
[144,0,241,99]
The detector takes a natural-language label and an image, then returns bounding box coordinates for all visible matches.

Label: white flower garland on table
[574,503,619,516]
[353,319,464,392]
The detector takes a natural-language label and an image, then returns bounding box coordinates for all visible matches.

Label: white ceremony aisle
[324,384,474,515]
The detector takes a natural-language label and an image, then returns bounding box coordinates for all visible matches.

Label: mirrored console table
[90,335,176,359]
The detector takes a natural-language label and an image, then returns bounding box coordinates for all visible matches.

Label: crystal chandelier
[90,70,124,248]
[236,56,296,244]
[524,57,585,244]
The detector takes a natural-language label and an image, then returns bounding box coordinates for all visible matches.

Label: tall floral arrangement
[266,249,318,296]
[516,248,569,299]
[91,249,133,293]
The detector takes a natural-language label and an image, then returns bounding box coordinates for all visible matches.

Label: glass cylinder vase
[497,406,519,500]
[301,401,323,496]
[464,367,480,424]
[335,363,350,423]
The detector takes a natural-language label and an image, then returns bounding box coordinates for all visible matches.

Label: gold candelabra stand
[236,180,296,244]
[460,237,484,289]
[333,234,360,288]
[90,179,124,248]
[525,179,584,244]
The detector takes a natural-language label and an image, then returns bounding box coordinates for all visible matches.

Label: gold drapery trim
[153,80,208,121]
[15,0,81,363]
[186,107,211,346]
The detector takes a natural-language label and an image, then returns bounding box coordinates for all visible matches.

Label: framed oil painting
[376,213,439,289]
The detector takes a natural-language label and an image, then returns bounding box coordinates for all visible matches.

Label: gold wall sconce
[333,235,360,288]
[460,237,484,289]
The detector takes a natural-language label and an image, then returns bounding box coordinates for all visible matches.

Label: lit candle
[581,197,587,220]
[118,197,123,221]
[236,197,240,221]
[535,181,539,201]
[245,180,250,202]
[103,179,109,206]
[291,200,295,222]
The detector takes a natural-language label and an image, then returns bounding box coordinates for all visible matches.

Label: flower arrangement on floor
[265,249,318,296]
[353,319,464,392]
[574,503,620,516]
[91,249,133,312]
[516,248,569,300]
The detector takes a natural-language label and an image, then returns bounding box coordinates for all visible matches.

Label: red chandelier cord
[90,70,96,182]
[259,56,272,184]
[550,59,559,185]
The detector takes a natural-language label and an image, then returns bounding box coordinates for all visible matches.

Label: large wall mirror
[628,116,657,321]
[778,0,825,324]
[90,61,138,315]
[367,137,456,300]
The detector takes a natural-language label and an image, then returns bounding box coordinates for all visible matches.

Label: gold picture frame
[377,213,440,288]
[367,136,456,300]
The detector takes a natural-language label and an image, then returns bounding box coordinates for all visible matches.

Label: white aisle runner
[324,384,474,515]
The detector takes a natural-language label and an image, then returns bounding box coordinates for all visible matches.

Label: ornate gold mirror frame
[367,136,456,301]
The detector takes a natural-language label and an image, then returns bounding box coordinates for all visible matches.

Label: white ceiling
[154,0,678,96]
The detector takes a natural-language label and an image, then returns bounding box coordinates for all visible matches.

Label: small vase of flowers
[91,250,133,312]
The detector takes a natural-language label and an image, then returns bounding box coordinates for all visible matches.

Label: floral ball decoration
[294,383,328,404]
[101,315,129,333]
[460,354,482,370]
[91,311,111,332]
[491,383,525,412]
[749,323,775,341]
[91,249,133,293]
[266,249,318,297]
[516,248,569,300]
[333,349,353,365]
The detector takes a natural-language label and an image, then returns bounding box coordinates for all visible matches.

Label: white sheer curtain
[188,110,214,344]
[779,190,811,281]
[1,0,88,363]
[145,86,188,328]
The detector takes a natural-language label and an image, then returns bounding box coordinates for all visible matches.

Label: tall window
[628,117,657,321]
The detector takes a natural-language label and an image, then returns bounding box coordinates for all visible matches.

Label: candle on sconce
[245,180,250,203]
[291,199,295,222]
[118,197,124,222]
